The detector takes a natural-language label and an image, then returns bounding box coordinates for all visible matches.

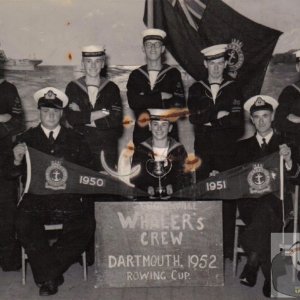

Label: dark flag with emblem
[144,0,282,99]
[22,146,147,199]
[173,152,281,200]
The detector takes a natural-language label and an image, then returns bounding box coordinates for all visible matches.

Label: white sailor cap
[82,45,105,57]
[201,44,228,60]
[294,50,300,62]
[244,95,278,115]
[142,28,166,43]
[147,108,174,122]
[34,87,68,109]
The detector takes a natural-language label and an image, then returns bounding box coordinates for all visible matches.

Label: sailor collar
[199,77,234,93]
[137,64,175,84]
[73,76,110,96]
[141,137,182,156]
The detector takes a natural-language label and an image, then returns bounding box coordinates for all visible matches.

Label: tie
[261,138,267,153]
[49,131,55,145]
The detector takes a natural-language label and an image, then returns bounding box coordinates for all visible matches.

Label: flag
[173,152,281,200]
[144,0,282,100]
[23,146,147,198]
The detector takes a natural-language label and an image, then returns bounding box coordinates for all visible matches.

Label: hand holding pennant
[23,146,147,200]
[173,152,281,200]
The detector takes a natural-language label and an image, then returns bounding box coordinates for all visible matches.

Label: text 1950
[79,176,104,187]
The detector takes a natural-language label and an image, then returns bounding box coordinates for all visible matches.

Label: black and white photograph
[0,0,300,299]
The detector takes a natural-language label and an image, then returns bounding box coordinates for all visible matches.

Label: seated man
[235,95,294,298]
[10,87,95,296]
[131,109,190,199]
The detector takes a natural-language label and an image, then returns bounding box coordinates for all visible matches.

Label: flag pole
[293,185,299,282]
[280,155,285,248]
[147,0,154,28]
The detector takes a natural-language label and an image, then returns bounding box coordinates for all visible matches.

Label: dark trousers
[16,197,95,283]
[238,195,282,281]
[195,132,237,259]
[0,201,21,270]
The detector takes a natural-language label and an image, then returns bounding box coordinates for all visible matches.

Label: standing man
[11,87,94,296]
[274,50,300,152]
[65,45,123,171]
[187,44,244,259]
[235,95,292,297]
[0,76,23,271]
[127,28,185,146]
[65,45,123,266]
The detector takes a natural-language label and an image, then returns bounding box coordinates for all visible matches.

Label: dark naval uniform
[235,132,287,282]
[65,76,123,171]
[127,64,185,145]
[0,79,23,271]
[274,81,300,149]
[188,76,244,259]
[12,125,95,284]
[131,137,190,197]
[188,76,244,174]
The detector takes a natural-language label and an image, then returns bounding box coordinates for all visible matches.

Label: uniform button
[51,150,54,154]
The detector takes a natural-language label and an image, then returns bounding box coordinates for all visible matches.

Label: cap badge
[254,97,266,106]
[44,90,57,100]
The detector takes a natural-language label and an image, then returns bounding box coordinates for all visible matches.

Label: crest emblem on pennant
[45,161,68,190]
[226,39,244,78]
[247,163,271,194]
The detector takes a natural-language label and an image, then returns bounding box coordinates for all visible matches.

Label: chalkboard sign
[94,201,223,288]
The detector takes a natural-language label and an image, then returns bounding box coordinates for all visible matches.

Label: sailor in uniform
[131,108,190,199]
[127,29,185,146]
[274,50,300,153]
[236,95,294,297]
[65,45,123,266]
[11,87,94,296]
[65,45,123,171]
[188,44,244,259]
[0,77,23,271]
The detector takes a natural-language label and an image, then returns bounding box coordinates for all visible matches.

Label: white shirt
[86,85,99,127]
[210,84,220,103]
[256,130,273,147]
[256,129,292,170]
[87,85,99,108]
[41,124,61,140]
[149,71,159,90]
[153,146,168,162]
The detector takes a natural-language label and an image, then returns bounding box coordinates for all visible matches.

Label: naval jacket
[127,64,185,144]
[65,76,123,131]
[274,80,300,144]
[131,137,190,194]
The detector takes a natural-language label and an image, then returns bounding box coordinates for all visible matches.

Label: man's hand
[287,114,300,124]
[209,170,219,177]
[0,113,12,123]
[217,111,230,119]
[13,143,26,166]
[90,109,110,122]
[166,184,173,195]
[147,186,155,196]
[68,103,81,112]
[161,92,172,100]
[279,144,292,169]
